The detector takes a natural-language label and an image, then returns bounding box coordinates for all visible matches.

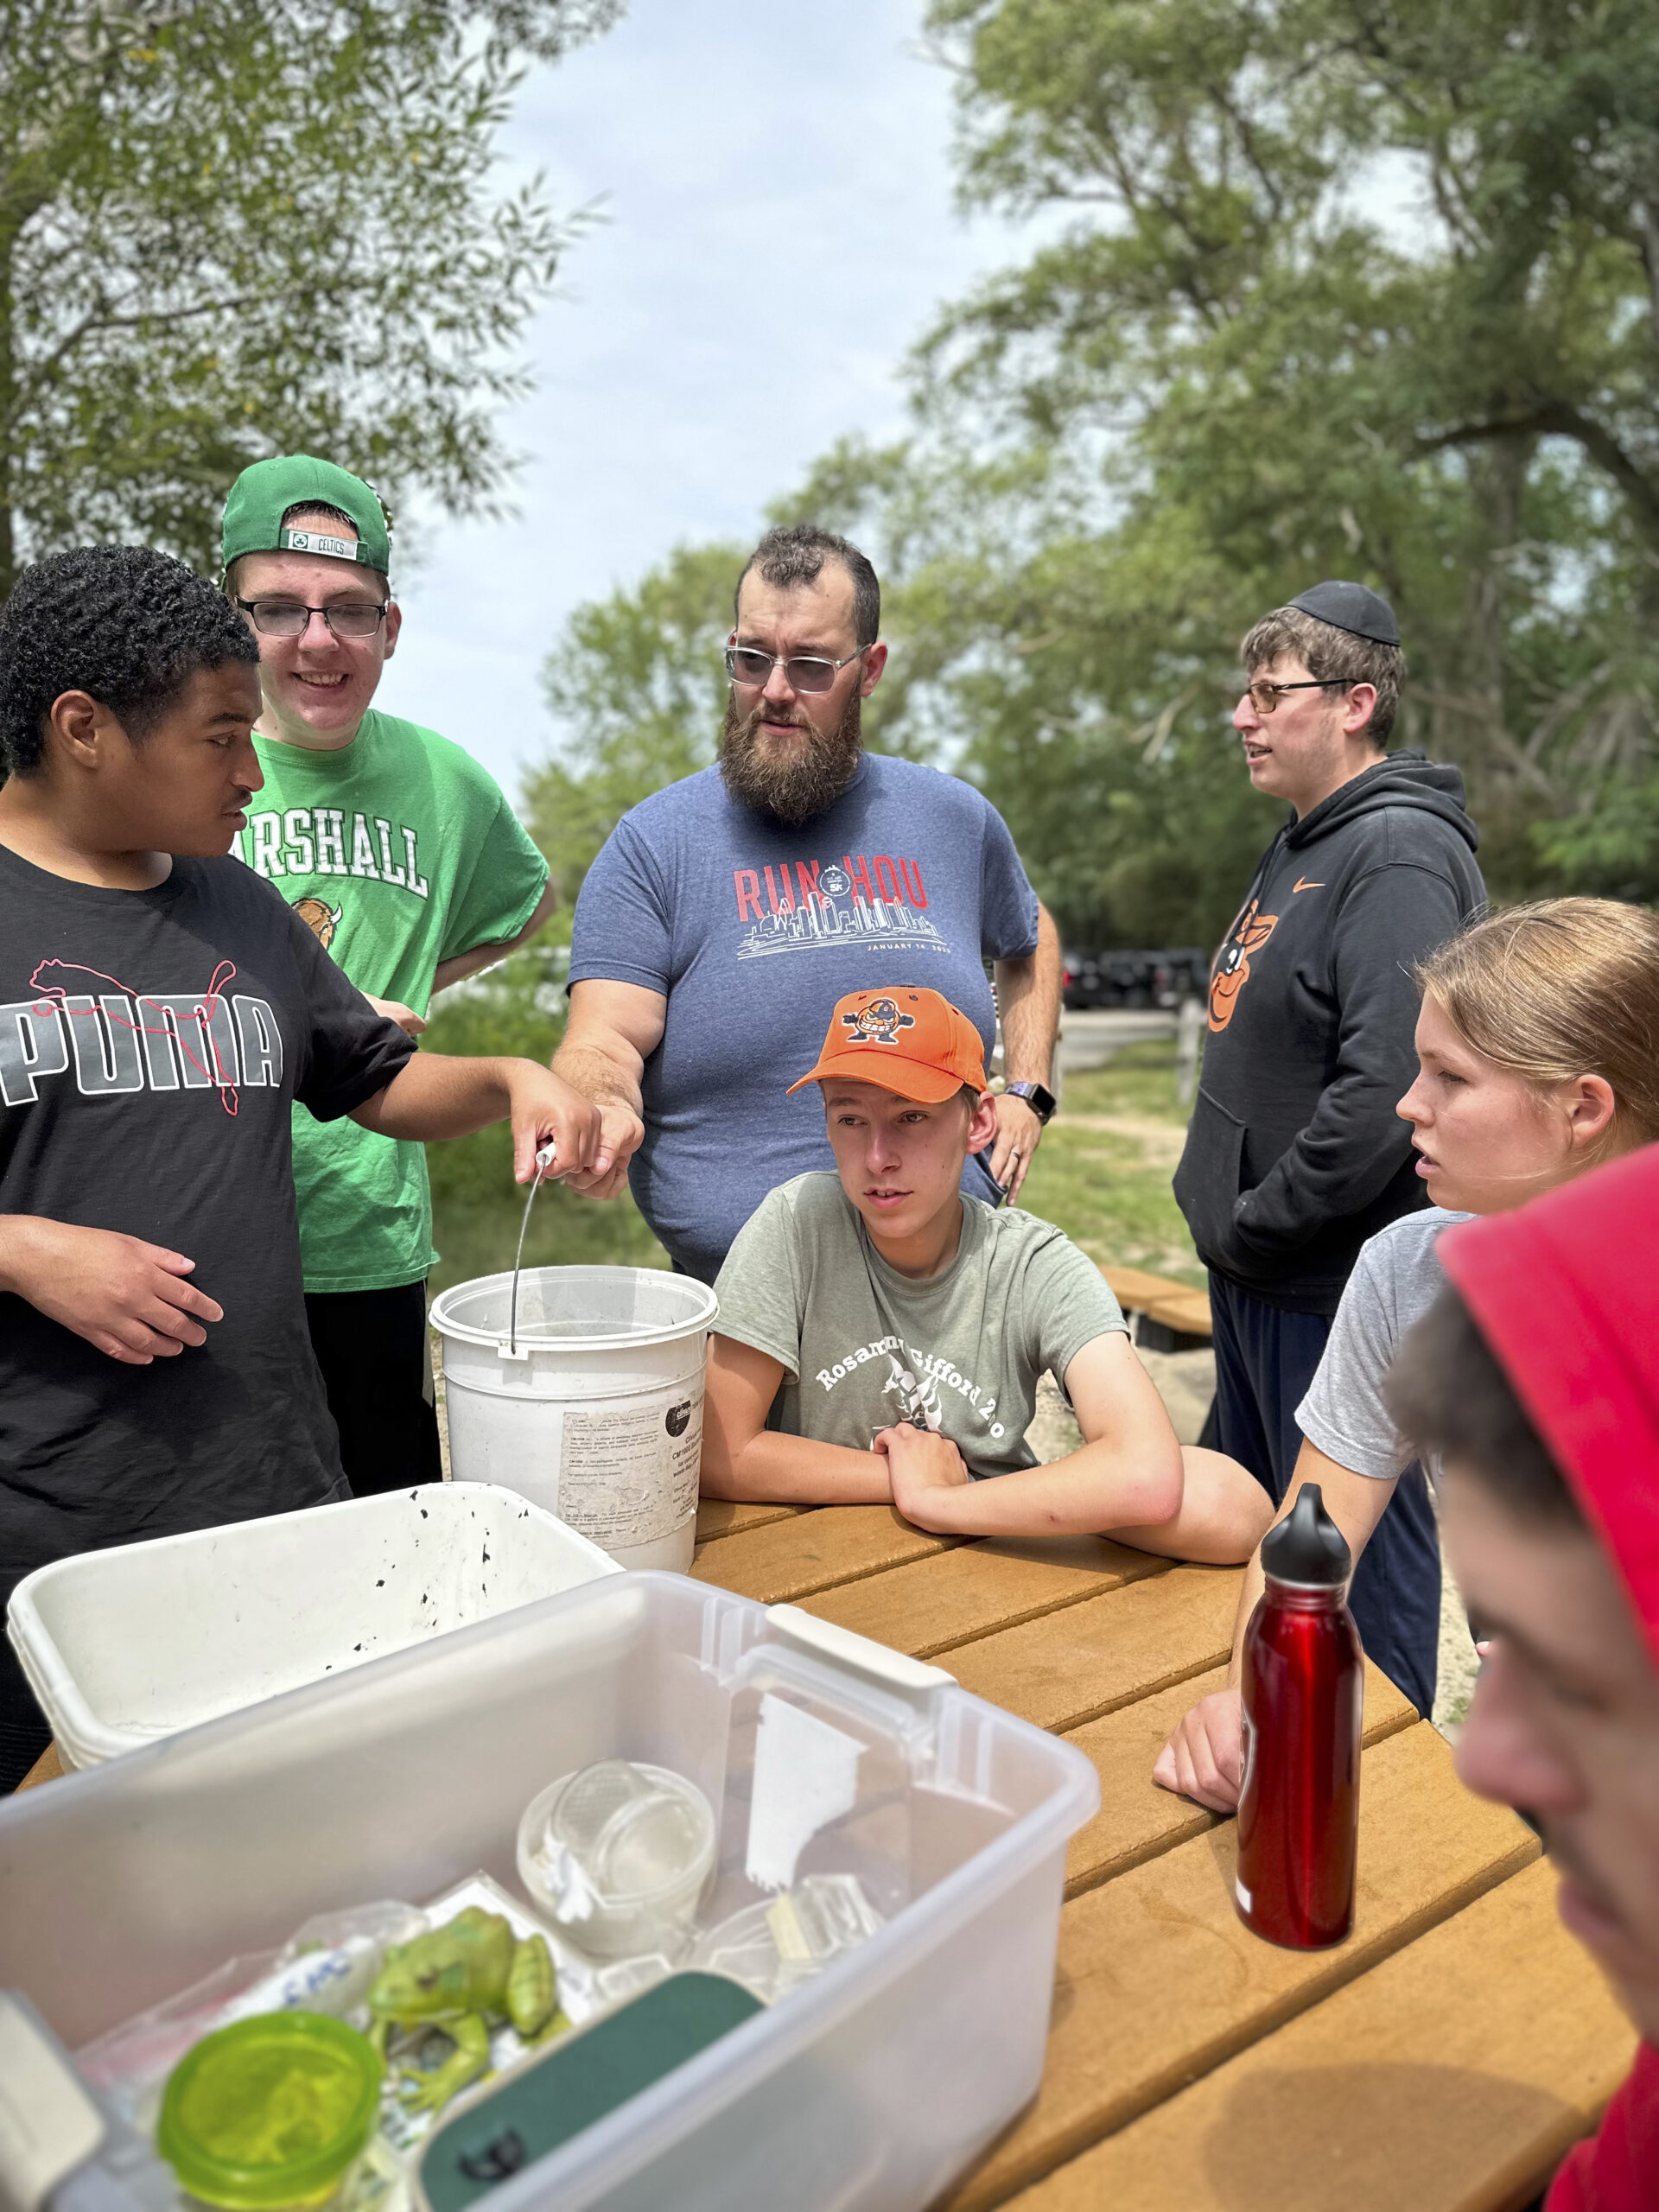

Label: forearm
[1225,1552,1267,1688]
[432,943,512,994]
[995,905,1062,1084]
[1114,1445,1275,1567]
[550,1037,644,1119]
[904,1430,1183,1539]
[435,886,558,996]
[702,1428,894,1505]
[1224,1446,1397,1686]
[0,1215,48,1296]
[353,1054,513,1141]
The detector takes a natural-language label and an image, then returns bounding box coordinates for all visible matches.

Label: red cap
[1438,1145,1659,1667]
[785,987,988,1104]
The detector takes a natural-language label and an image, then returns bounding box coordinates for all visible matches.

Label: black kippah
[1288,580,1400,647]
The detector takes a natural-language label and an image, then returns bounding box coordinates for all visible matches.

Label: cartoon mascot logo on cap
[292,896,343,952]
[842,997,915,1047]
[1209,900,1277,1033]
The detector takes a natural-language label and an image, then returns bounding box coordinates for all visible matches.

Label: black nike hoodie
[1173,753,1485,1314]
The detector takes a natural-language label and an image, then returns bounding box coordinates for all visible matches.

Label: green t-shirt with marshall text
[236,709,549,1294]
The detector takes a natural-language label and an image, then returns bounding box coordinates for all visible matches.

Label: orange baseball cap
[786,987,988,1103]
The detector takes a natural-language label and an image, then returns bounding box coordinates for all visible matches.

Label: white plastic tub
[6,1482,620,1769]
[0,1573,1098,2212]
[430,1267,719,1573]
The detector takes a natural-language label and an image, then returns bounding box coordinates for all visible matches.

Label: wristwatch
[1003,1081,1057,1124]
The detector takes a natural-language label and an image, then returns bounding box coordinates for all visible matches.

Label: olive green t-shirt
[712,1174,1127,1478]
[235,709,549,1293]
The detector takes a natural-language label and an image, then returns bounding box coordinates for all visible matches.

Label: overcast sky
[374,0,1042,797]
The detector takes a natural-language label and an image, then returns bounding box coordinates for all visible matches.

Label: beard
[719,683,863,826]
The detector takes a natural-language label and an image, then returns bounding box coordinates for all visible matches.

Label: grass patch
[429,1178,667,1302]
[427,1035,1199,1297]
[1016,1040,1204,1287]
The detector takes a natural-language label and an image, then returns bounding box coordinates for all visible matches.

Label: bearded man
[555,524,1061,1282]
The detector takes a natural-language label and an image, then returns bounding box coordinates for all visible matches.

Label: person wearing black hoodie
[1173,582,1484,1701]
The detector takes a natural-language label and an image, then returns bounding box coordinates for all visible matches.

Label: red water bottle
[1235,1483,1363,1948]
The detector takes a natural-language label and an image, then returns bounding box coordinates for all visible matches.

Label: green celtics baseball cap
[221,454,391,575]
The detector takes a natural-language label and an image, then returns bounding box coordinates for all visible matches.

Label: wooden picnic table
[18,1500,1637,2209]
[688,1496,1637,2212]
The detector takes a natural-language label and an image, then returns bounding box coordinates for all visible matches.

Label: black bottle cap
[1261,1483,1351,1586]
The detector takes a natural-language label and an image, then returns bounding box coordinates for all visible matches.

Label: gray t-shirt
[713,1173,1127,1479]
[1296,1207,1475,1479]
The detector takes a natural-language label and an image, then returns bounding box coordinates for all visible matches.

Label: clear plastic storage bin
[0,1574,1097,2212]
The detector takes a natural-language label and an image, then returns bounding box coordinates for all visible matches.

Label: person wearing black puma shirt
[1173,583,1484,1712]
[0,546,600,1788]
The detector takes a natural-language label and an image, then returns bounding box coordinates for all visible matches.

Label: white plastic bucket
[6,1482,621,1769]
[429,1267,719,1573]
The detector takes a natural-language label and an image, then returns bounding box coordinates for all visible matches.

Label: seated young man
[0,544,599,1788]
[702,986,1272,1556]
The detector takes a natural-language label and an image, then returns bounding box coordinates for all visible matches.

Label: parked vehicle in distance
[1062,948,1208,1012]
[1062,949,1103,1009]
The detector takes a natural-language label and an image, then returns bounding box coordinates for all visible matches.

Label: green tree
[521,5,1659,944]
[522,539,741,905]
[909,0,1659,896]
[1,0,620,599]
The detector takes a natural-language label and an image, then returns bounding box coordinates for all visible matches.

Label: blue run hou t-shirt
[569,753,1041,1281]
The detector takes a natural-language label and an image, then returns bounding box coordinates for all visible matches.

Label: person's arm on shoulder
[432,881,560,995]
[990,901,1063,1202]
[1230,863,1467,1254]
[1152,1437,1396,1812]
[351,1055,601,1184]
[880,1331,1187,1538]
[700,1334,895,1503]
[550,979,666,1197]
[0,1216,224,1365]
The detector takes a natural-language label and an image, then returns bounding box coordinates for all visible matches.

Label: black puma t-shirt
[0,843,416,1589]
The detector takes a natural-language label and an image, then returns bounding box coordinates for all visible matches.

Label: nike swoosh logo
[1293,878,1325,893]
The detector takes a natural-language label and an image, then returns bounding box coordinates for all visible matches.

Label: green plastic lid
[157,2012,383,2210]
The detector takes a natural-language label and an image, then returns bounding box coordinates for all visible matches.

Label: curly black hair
[0,544,258,779]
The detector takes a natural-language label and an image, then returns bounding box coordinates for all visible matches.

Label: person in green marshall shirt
[223,454,556,1492]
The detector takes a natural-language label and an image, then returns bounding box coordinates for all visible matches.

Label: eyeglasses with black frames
[1243,677,1354,715]
[236,598,388,641]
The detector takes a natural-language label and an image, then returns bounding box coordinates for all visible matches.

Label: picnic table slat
[1004,1856,1635,2212]
[1062,1657,1419,1898]
[943,1722,1541,2212]
[794,1535,1171,1660]
[1100,1266,1197,1309]
[689,1503,955,1602]
[945,1566,1243,1732]
[15,1742,63,1792]
[693,1497,806,1544]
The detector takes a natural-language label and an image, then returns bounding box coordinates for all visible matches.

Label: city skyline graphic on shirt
[733,856,952,962]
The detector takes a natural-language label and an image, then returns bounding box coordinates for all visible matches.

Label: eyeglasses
[724,640,867,695]
[236,597,388,640]
[1244,677,1353,715]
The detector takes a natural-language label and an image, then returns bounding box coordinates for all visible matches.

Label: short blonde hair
[1417,899,1659,1159]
